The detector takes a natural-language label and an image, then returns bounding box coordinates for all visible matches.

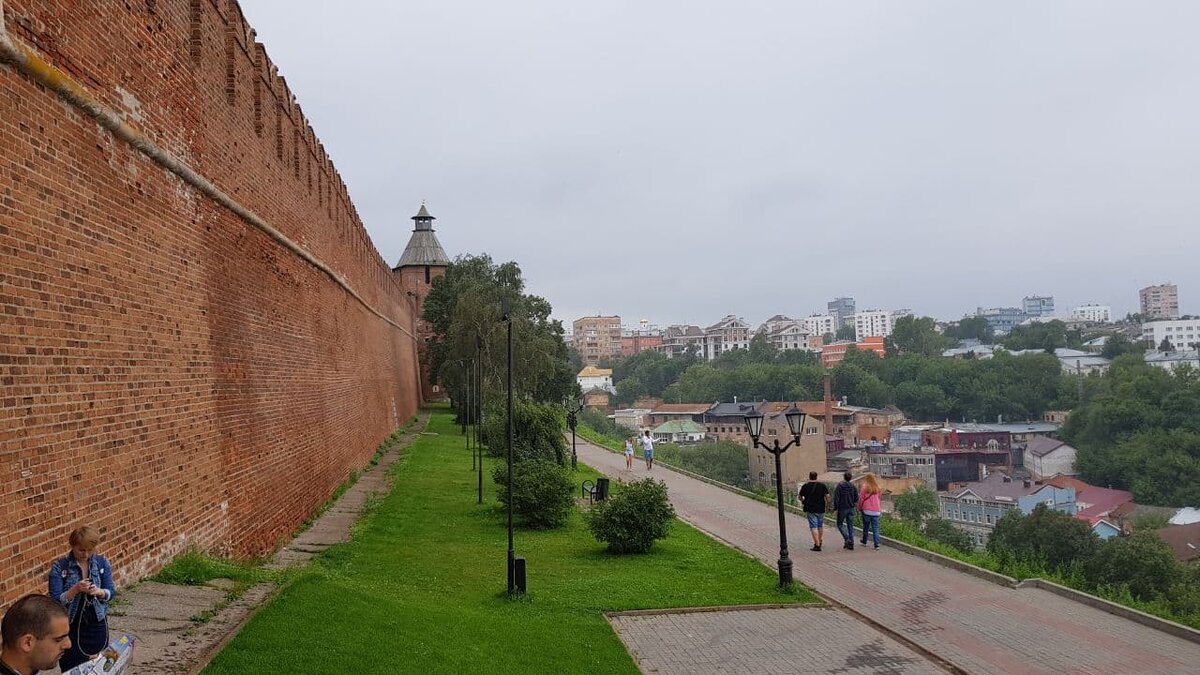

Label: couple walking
[797,471,882,552]
[623,430,655,470]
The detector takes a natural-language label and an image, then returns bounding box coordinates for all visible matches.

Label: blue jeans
[836,509,856,544]
[860,513,880,548]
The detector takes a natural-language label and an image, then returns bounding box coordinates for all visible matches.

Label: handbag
[71,594,111,657]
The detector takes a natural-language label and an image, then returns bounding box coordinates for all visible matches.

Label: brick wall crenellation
[1,0,421,607]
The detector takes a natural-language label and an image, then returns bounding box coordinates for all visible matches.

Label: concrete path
[611,606,943,675]
[98,413,430,674]
[578,439,1200,675]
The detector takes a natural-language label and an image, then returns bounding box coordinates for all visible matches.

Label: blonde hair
[68,526,101,549]
[861,473,881,496]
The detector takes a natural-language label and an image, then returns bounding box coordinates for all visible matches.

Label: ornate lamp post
[743,402,807,587]
[501,298,524,594]
[563,397,584,470]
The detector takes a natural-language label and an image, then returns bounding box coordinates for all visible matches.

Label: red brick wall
[0,0,420,606]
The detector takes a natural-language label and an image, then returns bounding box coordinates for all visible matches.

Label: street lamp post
[743,403,808,588]
[501,298,520,595]
[564,398,584,470]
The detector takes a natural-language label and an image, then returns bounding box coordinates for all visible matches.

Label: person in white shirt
[641,430,655,469]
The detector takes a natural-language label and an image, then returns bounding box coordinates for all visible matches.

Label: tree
[747,333,778,363]
[1001,320,1081,352]
[892,486,939,526]
[1100,334,1142,360]
[482,399,568,465]
[1159,337,1174,352]
[423,254,574,417]
[987,505,1100,573]
[835,325,856,342]
[922,518,975,553]
[943,316,995,344]
[1083,531,1180,601]
[886,316,950,357]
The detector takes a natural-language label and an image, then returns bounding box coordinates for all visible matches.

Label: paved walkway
[578,440,1200,675]
[611,607,942,675]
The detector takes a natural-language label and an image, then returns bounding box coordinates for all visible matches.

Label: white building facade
[703,315,751,360]
[853,309,912,341]
[802,314,837,337]
[1070,304,1112,323]
[1143,319,1200,352]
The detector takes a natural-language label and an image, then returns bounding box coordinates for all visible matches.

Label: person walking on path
[624,437,635,470]
[48,526,116,672]
[798,472,830,552]
[858,473,883,550]
[1,594,72,675]
[833,471,860,550]
[640,430,655,470]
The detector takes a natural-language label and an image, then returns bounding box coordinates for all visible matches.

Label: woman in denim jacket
[47,526,116,671]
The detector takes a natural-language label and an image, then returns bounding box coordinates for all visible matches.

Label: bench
[581,477,610,504]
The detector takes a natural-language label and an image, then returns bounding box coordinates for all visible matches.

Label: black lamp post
[501,298,522,595]
[743,402,807,587]
[564,397,584,470]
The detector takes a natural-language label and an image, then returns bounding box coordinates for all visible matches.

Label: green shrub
[482,400,567,465]
[585,478,675,553]
[492,460,575,529]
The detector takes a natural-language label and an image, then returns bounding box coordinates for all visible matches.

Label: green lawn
[203,412,815,674]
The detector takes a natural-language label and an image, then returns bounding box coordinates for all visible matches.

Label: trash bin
[595,477,610,501]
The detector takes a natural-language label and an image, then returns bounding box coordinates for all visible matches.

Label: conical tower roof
[396,202,450,267]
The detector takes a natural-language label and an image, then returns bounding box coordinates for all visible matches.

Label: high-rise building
[572,315,622,365]
[1023,295,1055,317]
[976,307,1026,336]
[1142,319,1200,352]
[802,314,838,338]
[828,297,856,329]
[853,309,909,341]
[1139,284,1180,320]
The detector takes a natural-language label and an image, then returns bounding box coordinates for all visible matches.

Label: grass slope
[204,413,814,674]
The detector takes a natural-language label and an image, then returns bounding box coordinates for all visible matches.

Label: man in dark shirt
[0,594,71,675]
[833,471,860,550]
[798,471,830,552]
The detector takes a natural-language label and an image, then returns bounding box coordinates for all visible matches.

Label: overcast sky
[240,1,1199,328]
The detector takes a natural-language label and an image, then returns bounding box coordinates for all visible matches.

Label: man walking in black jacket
[833,471,859,550]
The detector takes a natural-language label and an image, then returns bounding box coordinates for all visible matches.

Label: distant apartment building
[1023,436,1077,480]
[821,336,886,368]
[976,306,1026,335]
[1023,295,1055,317]
[864,447,937,491]
[757,316,821,352]
[703,315,751,360]
[572,315,622,365]
[658,324,705,359]
[1142,318,1200,352]
[1070,304,1112,323]
[1140,283,1180,320]
[828,297,856,329]
[1144,350,1200,371]
[853,309,912,341]
[940,472,1077,548]
[620,326,663,357]
[802,314,837,337]
[747,402,827,492]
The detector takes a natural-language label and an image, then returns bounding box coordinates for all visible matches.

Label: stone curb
[604,602,827,618]
[578,434,1200,646]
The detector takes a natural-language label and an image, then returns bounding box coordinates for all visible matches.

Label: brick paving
[611,606,943,674]
[579,440,1200,674]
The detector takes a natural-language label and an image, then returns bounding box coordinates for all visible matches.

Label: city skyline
[239,1,1200,329]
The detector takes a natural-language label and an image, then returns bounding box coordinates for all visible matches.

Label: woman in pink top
[858,473,883,550]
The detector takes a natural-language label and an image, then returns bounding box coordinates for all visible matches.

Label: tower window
[424,266,431,283]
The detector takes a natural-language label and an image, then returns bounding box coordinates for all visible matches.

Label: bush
[482,400,567,465]
[585,478,675,553]
[492,460,574,529]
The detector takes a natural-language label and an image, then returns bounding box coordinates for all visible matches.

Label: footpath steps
[576,438,1200,675]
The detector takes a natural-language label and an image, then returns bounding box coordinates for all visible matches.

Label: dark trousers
[836,508,857,543]
[59,609,108,672]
